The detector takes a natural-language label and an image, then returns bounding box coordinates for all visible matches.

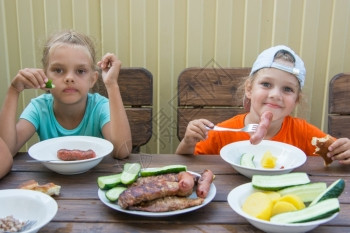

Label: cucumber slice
[97,173,122,190]
[121,163,141,185]
[270,198,340,223]
[240,153,255,168]
[45,79,55,88]
[105,186,127,202]
[309,178,345,206]
[278,182,327,202]
[140,165,187,177]
[252,172,310,191]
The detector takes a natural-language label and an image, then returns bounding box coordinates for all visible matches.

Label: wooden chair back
[177,67,250,141]
[328,73,350,138]
[92,68,153,153]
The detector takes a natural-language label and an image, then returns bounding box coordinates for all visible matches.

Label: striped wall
[0,0,350,154]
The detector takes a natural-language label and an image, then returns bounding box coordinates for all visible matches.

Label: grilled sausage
[57,149,96,161]
[196,169,214,198]
[177,171,195,196]
[250,111,273,145]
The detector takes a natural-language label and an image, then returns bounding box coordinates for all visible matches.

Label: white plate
[227,183,338,233]
[0,189,58,233]
[220,140,307,178]
[98,172,216,217]
[28,136,113,175]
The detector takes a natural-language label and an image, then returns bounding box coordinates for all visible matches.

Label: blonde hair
[42,30,97,72]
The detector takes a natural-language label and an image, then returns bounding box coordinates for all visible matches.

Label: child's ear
[90,71,99,88]
[244,79,253,99]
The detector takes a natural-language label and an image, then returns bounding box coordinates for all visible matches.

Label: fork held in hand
[206,124,258,133]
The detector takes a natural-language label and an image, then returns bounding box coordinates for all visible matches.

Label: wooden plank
[328,115,350,138]
[177,108,246,141]
[177,68,250,107]
[126,108,152,151]
[329,73,350,114]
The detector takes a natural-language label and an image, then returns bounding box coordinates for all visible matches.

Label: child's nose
[64,74,75,83]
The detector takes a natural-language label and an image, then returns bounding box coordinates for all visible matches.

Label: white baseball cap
[250,45,306,88]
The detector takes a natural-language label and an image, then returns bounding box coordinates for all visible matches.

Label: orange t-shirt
[194,113,327,155]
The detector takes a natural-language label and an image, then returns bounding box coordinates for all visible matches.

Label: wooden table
[1,153,350,233]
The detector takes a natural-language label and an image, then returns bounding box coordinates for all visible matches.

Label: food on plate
[252,172,310,191]
[311,135,335,166]
[260,151,277,168]
[196,169,214,198]
[120,163,142,185]
[242,192,273,220]
[57,149,96,161]
[128,196,204,212]
[250,111,273,145]
[277,182,327,202]
[309,178,345,206]
[240,153,255,168]
[177,171,196,196]
[19,179,61,196]
[140,164,187,177]
[98,165,214,212]
[0,215,26,232]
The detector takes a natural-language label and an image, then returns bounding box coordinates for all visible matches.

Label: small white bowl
[227,183,338,233]
[0,189,57,233]
[220,140,307,178]
[28,136,113,175]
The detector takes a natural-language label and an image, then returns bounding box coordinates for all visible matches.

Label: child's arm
[97,53,132,159]
[0,69,45,155]
[0,137,13,179]
[175,119,214,155]
[327,138,350,165]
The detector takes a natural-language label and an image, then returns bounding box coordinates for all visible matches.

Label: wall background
[0,0,349,154]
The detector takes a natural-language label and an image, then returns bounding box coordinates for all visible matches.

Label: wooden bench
[177,67,251,141]
[328,73,350,138]
[92,68,153,153]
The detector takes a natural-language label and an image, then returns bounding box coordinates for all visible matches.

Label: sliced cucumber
[278,182,327,202]
[121,163,141,185]
[309,178,345,206]
[97,173,122,190]
[45,79,55,88]
[105,186,127,202]
[240,153,255,168]
[270,198,340,223]
[140,165,187,177]
[252,172,310,191]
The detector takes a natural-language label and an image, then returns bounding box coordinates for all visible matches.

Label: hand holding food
[311,135,335,166]
[250,111,273,145]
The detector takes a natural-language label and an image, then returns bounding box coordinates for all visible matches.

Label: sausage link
[57,149,96,161]
[177,171,195,196]
[250,111,273,145]
[196,169,214,198]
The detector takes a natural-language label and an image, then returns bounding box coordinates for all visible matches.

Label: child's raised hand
[11,68,48,92]
[328,138,350,165]
[97,53,122,86]
[183,119,214,145]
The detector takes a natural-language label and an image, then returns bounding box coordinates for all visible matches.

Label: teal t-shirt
[20,93,110,141]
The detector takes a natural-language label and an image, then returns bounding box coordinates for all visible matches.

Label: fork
[206,124,258,133]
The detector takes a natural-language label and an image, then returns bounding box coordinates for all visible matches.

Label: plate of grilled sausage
[98,169,216,217]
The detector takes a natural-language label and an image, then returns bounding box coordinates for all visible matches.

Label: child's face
[246,67,300,121]
[46,44,98,105]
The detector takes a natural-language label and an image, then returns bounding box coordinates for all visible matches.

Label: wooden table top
[1,152,349,233]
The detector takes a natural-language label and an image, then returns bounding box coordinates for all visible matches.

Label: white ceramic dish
[0,189,58,233]
[227,183,338,233]
[98,172,216,217]
[220,140,307,178]
[28,136,113,175]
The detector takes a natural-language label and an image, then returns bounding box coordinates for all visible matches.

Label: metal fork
[206,124,258,133]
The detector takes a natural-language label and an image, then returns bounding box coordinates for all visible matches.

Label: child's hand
[183,119,214,145]
[97,53,121,86]
[328,138,350,165]
[11,68,48,92]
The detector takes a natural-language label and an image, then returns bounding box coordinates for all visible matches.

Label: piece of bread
[18,180,61,196]
[311,135,335,166]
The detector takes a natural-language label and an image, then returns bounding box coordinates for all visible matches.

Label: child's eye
[261,82,271,88]
[283,87,294,93]
[76,69,87,75]
[53,68,63,74]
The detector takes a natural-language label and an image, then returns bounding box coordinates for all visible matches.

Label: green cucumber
[309,178,345,206]
[140,165,187,177]
[97,173,122,190]
[240,153,255,168]
[45,79,55,88]
[105,186,127,202]
[270,198,340,223]
[121,163,141,185]
[278,182,327,202]
[252,172,310,191]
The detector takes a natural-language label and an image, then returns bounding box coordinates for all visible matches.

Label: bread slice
[18,179,61,196]
[311,135,335,166]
